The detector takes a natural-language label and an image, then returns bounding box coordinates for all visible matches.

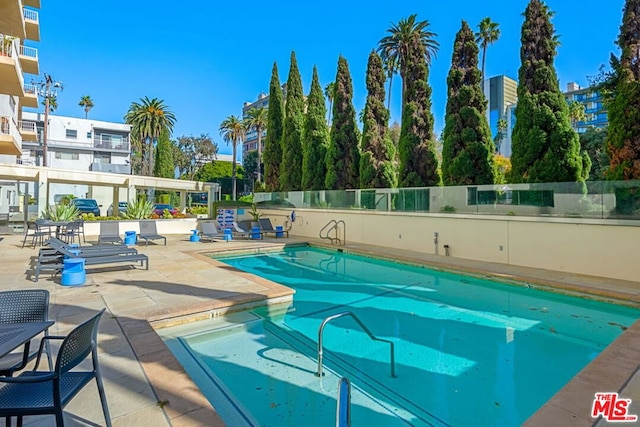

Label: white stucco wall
[260,208,640,283]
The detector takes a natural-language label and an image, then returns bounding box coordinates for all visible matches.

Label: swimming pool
[159,246,640,426]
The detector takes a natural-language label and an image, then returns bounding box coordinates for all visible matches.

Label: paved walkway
[1,232,639,426]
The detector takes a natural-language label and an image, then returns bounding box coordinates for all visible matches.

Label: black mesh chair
[0,290,52,377]
[77,219,86,244]
[21,222,49,249]
[0,309,111,427]
[58,221,82,245]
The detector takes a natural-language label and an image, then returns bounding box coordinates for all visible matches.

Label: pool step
[261,318,449,426]
[171,316,434,426]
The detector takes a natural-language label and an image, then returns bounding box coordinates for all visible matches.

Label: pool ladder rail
[320,219,346,245]
[316,311,396,378]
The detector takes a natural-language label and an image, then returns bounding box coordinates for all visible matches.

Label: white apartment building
[0,0,40,161]
[0,2,217,229]
[17,113,132,205]
[19,112,131,174]
[0,0,40,226]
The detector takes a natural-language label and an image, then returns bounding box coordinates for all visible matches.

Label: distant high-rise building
[241,84,287,163]
[563,82,607,133]
[502,103,517,158]
[487,78,609,159]
[483,75,518,157]
[241,92,269,162]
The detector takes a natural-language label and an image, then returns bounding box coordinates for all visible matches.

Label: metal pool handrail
[336,377,351,427]
[319,219,346,245]
[316,311,396,378]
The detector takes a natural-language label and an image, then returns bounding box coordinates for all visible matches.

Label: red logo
[592,392,638,422]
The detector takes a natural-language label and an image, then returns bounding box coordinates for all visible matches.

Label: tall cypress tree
[263,62,284,192]
[360,50,397,188]
[326,56,361,190]
[442,21,495,185]
[302,66,329,190]
[607,0,640,179]
[280,51,305,191]
[397,34,440,187]
[510,0,587,183]
[153,130,174,178]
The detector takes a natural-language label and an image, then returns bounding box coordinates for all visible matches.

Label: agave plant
[123,199,154,219]
[40,204,80,221]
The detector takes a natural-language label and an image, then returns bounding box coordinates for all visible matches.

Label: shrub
[41,204,80,221]
[249,204,263,222]
[124,199,154,219]
[188,206,208,215]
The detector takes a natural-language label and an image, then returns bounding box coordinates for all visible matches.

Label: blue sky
[31,0,624,158]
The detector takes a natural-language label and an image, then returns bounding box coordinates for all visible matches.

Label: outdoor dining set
[0,289,111,426]
[22,219,86,249]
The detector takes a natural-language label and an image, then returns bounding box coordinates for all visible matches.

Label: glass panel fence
[253,180,640,220]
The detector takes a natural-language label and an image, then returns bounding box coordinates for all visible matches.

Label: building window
[66,129,77,139]
[55,151,79,160]
[87,131,92,138]
[94,152,111,164]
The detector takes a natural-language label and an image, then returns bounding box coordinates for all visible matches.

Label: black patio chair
[0,309,111,427]
[0,290,52,377]
[58,220,82,245]
[77,218,86,244]
[21,222,49,249]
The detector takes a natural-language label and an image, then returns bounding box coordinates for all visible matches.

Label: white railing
[23,8,38,23]
[23,83,37,95]
[19,120,35,133]
[19,45,38,60]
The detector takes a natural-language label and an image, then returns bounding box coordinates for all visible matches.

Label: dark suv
[71,198,101,216]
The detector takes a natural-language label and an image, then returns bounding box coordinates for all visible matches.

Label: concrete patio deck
[0,231,639,426]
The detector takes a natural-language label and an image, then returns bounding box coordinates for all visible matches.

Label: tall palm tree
[124,97,176,176]
[378,14,439,114]
[324,82,335,124]
[219,115,245,200]
[244,107,268,183]
[78,95,94,119]
[568,100,586,130]
[475,17,501,84]
[382,55,397,113]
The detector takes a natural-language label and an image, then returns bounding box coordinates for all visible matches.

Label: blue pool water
[160,246,640,426]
